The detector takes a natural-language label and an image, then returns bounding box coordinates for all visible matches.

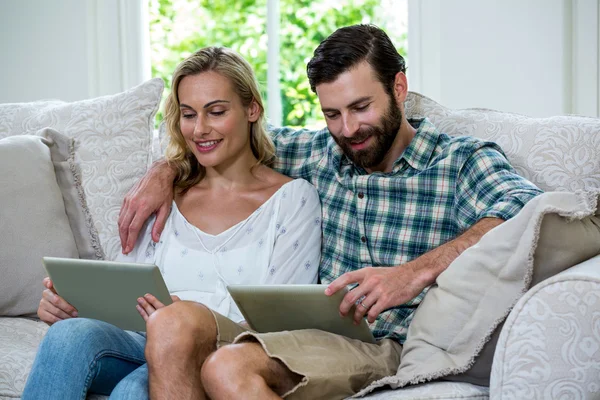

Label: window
[149,0,407,127]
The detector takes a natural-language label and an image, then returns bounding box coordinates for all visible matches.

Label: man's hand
[136,293,181,322]
[118,160,177,254]
[326,217,505,325]
[38,277,78,325]
[325,264,427,325]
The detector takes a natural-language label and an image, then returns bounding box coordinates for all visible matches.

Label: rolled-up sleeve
[269,125,329,180]
[454,145,543,230]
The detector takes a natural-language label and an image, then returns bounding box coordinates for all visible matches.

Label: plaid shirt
[270,118,542,343]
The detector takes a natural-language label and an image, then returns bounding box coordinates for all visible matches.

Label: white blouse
[117,179,322,323]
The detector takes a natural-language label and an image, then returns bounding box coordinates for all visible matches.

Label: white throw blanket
[354,190,600,397]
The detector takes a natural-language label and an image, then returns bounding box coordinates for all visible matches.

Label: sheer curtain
[86,0,152,98]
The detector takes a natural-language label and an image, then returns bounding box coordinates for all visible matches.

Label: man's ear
[393,71,408,103]
[247,99,260,123]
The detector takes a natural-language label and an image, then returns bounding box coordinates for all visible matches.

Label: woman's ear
[247,99,260,123]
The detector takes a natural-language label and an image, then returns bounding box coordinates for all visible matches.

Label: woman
[22,47,321,400]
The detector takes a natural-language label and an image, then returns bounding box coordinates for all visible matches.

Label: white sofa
[0,82,599,400]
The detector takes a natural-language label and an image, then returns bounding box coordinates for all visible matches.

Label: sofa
[0,79,599,400]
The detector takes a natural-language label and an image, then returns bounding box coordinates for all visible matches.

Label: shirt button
[358,192,364,199]
[361,236,367,243]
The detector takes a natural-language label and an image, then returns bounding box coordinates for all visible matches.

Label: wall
[408,0,599,118]
[0,1,90,103]
[0,0,150,104]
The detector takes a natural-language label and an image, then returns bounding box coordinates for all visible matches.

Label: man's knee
[202,341,300,396]
[201,343,258,394]
[145,301,217,364]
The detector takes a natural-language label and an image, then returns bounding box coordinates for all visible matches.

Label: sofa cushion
[0,78,164,260]
[404,92,600,192]
[355,190,600,396]
[0,318,48,398]
[0,130,91,317]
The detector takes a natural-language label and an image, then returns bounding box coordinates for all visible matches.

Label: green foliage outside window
[149,0,407,128]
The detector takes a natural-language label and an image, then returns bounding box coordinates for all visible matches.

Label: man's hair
[307,24,406,96]
[163,47,275,194]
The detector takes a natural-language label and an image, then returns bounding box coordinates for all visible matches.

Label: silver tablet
[227,284,376,343]
[42,257,172,332]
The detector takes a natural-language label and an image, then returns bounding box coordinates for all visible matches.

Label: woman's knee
[35,318,120,372]
[42,318,109,353]
[145,301,217,363]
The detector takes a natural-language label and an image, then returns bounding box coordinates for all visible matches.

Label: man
[119,25,542,399]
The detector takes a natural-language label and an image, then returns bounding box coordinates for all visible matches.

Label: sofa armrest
[490,254,600,399]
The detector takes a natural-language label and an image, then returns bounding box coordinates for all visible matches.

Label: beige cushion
[404,92,600,192]
[0,78,164,260]
[0,129,85,316]
[355,191,600,396]
[43,128,103,261]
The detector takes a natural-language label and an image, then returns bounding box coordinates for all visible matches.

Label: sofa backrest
[405,92,600,192]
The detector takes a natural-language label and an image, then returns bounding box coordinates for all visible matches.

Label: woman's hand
[38,277,78,325]
[136,294,181,322]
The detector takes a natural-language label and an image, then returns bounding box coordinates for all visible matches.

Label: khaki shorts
[209,310,402,400]
[207,308,251,347]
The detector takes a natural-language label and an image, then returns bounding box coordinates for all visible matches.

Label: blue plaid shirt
[269,118,542,342]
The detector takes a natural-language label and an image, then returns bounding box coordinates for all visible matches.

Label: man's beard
[332,95,402,169]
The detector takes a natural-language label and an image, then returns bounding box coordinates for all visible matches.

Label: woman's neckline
[173,179,297,238]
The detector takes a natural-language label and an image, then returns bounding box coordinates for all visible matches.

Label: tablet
[42,257,172,332]
[227,284,376,343]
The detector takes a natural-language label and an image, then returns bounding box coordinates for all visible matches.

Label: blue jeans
[22,318,149,400]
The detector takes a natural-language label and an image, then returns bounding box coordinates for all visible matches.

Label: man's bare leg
[201,341,303,400]
[145,301,217,400]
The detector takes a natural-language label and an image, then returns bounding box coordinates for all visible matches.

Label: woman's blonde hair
[164,47,275,194]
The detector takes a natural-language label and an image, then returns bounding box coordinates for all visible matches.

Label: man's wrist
[404,253,441,288]
[151,159,177,184]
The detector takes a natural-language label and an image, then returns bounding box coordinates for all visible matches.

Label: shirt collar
[395,118,440,172]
